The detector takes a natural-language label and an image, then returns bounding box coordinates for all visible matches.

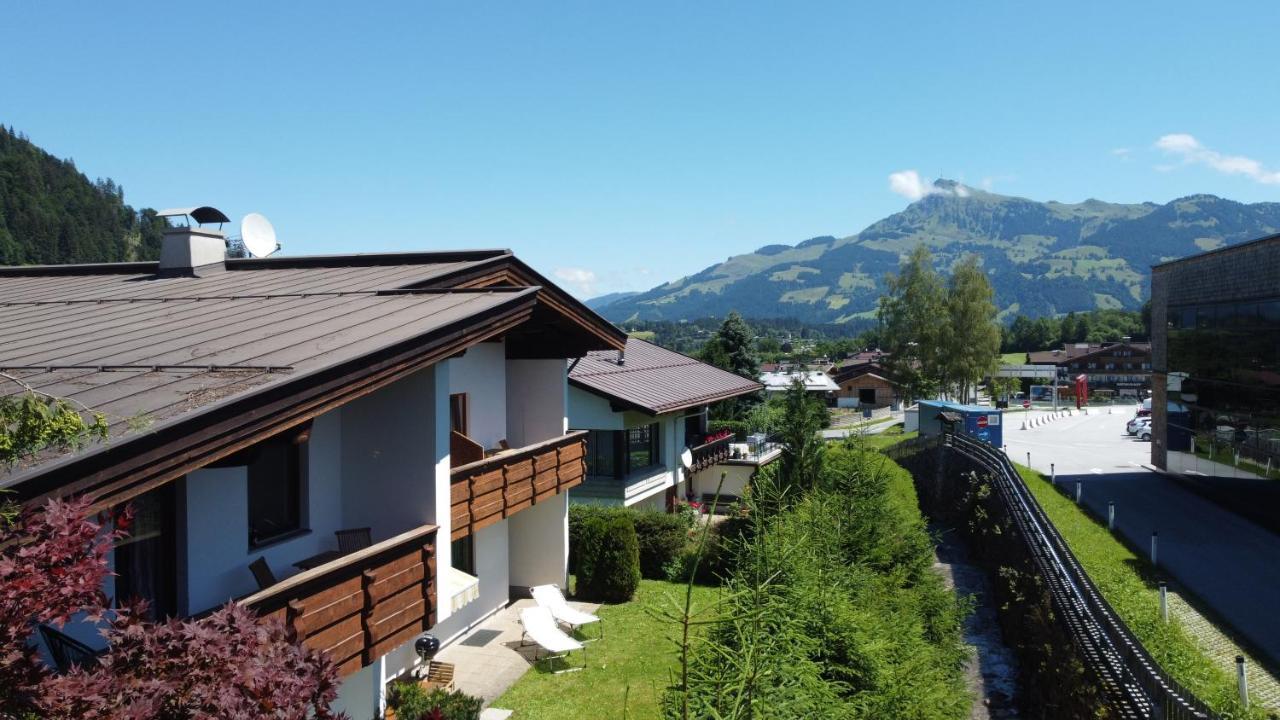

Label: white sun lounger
[518,606,586,673]
[531,584,604,641]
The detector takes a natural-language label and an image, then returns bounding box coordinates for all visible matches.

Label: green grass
[1000,351,1027,365]
[495,579,720,720]
[857,425,917,451]
[1013,463,1263,718]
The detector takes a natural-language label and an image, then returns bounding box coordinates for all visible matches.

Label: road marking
[1091,468,1103,474]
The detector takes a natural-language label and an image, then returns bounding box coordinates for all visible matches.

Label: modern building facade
[567,338,776,509]
[1151,232,1280,478]
[0,224,627,719]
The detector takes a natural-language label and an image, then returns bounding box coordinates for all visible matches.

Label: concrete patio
[435,597,602,709]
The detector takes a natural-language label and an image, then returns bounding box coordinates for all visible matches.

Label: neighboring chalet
[759,369,839,405]
[1026,340,1152,397]
[0,221,627,719]
[568,339,777,509]
[827,354,899,409]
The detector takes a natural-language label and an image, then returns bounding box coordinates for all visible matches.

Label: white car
[1127,417,1151,436]
[1137,426,1152,441]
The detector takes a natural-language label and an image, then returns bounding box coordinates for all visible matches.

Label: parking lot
[1004,406,1280,670]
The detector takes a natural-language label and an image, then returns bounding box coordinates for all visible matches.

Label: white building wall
[429,519,511,645]
[339,367,440,543]
[507,359,568,446]
[693,463,755,500]
[448,341,507,451]
[508,492,569,590]
[183,410,343,614]
[567,385,624,430]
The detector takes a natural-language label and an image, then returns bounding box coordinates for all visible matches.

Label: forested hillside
[0,126,165,265]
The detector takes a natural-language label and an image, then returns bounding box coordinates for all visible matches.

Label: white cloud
[888,170,932,200]
[888,170,973,201]
[1154,133,1280,185]
[1111,148,1132,160]
[553,267,597,297]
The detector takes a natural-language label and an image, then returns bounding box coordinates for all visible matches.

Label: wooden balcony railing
[240,524,438,678]
[689,435,733,472]
[450,430,587,541]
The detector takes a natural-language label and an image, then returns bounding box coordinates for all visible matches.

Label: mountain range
[594,180,1280,324]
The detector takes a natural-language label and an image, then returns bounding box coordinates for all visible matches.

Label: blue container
[917,400,1004,447]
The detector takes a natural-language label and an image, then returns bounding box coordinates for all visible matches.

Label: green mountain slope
[0,126,165,265]
[601,180,1280,323]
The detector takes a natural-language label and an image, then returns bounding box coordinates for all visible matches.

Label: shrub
[568,504,623,575]
[388,682,482,720]
[576,514,641,602]
[631,509,688,579]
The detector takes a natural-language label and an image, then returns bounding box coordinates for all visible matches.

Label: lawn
[495,579,721,720]
[1014,463,1263,718]
[857,425,917,451]
[1000,351,1027,366]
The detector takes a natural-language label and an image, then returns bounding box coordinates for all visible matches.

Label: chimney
[155,206,231,277]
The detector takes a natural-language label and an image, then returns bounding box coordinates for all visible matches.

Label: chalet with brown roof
[1,222,625,718]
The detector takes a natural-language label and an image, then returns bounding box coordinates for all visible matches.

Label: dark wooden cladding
[690,435,732,472]
[451,431,586,541]
[240,524,438,678]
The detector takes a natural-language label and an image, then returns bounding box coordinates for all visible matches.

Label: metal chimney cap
[155,206,231,226]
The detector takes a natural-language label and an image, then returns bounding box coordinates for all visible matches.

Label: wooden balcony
[240,524,438,678]
[450,430,586,541]
[689,434,732,472]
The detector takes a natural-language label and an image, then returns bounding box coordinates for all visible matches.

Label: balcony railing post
[422,541,437,628]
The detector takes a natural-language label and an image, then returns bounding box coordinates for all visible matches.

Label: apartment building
[0,222,626,718]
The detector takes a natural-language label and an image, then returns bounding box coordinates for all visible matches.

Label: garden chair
[335,527,372,554]
[518,606,585,673]
[248,556,277,590]
[531,584,603,641]
[38,624,101,674]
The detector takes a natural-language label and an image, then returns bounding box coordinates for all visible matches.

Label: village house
[567,338,777,510]
[0,218,627,719]
[1026,340,1152,397]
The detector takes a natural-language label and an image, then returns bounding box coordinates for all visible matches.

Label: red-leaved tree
[0,497,345,720]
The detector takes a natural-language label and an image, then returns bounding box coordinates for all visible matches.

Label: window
[248,433,307,548]
[626,423,659,473]
[858,388,877,404]
[585,430,619,478]
[449,393,469,435]
[114,484,177,619]
[451,535,475,576]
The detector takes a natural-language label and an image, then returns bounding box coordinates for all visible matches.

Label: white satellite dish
[680,448,694,470]
[240,213,279,258]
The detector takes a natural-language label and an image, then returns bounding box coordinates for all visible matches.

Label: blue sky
[3,2,1278,297]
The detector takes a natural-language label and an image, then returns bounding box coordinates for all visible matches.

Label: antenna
[239,213,280,258]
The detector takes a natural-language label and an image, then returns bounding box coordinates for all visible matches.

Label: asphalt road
[1005,407,1280,668]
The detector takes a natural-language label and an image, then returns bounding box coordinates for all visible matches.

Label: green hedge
[387,683,482,720]
[571,504,692,581]
[576,513,641,602]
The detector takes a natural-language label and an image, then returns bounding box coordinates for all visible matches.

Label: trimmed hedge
[576,513,641,602]
[570,504,691,580]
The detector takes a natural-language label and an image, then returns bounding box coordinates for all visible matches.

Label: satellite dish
[240,213,279,258]
[680,448,694,470]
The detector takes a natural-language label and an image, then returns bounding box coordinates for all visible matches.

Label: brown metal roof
[569,338,761,415]
[0,249,622,497]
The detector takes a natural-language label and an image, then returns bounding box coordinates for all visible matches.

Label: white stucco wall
[430,519,511,645]
[693,463,755,500]
[334,662,377,720]
[567,385,624,430]
[339,367,441,543]
[183,410,343,614]
[508,492,568,590]
[506,359,568,446]
[448,341,507,451]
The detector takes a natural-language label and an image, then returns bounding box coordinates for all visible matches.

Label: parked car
[1137,426,1152,441]
[1127,417,1151,435]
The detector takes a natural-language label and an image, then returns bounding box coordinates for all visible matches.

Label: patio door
[114,483,178,619]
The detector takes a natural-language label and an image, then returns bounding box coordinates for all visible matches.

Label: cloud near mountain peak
[888,170,971,200]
